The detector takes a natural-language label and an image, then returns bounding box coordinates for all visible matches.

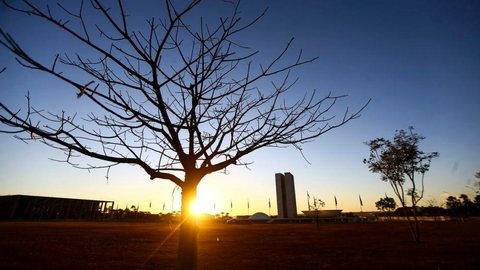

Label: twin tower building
[275,172,298,218]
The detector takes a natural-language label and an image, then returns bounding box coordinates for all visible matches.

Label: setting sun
[190,197,215,216]
[190,200,202,216]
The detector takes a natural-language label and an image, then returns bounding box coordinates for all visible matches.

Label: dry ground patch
[0,221,479,269]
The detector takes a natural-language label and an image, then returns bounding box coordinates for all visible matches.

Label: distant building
[0,194,114,220]
[248,212,271,221]
[275,172,297,218]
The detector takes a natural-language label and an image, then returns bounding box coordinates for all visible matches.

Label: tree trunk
[405,208,421,242]
[176,183,199,270]
[411,207,421,242]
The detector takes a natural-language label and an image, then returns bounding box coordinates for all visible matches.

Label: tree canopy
[364,127,439,208]
[0,0,368,188]
[375,196,396,212]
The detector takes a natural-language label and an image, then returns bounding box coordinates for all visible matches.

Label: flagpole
[268,198,271,216]
[359,194,363,212]
[307,191,311,211]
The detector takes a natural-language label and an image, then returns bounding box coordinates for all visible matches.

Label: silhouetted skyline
[1,0,479,214]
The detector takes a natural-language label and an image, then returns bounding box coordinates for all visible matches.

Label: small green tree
[364,127,439,242]
[312,197,326,211]
[311,197,325,227]
[375,196,396,212]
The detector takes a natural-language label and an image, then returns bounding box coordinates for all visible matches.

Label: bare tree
[364,127,438,242]
[0,1,368,268]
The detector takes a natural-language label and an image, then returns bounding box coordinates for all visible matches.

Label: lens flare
[190,200,202,216]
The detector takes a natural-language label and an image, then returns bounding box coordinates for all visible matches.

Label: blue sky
[1,0,479,214]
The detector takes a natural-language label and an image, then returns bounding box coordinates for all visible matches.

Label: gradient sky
[1,0,479,215]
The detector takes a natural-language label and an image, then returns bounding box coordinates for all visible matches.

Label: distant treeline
[376,193,480,218]
[105,207,231,222]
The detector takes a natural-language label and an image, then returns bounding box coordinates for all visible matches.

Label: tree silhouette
[473,171,480,194]
[0,1,367,268]
[310,197,325,227]
[364,127,438,242]
[375,196,396,212]
[446,194,478,218]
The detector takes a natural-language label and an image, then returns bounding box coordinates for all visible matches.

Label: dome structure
[248,212,271,221]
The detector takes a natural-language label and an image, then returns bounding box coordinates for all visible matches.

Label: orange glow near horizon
[190,200,202,216]
[189,192,217,216]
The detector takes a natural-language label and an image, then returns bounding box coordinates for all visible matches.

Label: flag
[307,191,311,210]
[359,195,363,207]
[334,195,338,207]
[268,198,271,209]
[149,201,152,208]
[162,202,165,211]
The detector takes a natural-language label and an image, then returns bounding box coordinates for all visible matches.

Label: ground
[0,221,479,269]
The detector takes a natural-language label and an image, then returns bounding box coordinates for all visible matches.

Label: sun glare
[190,200,202,216]
[190,195,217,216]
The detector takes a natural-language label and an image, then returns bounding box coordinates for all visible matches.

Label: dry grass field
[1,221,479,269]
